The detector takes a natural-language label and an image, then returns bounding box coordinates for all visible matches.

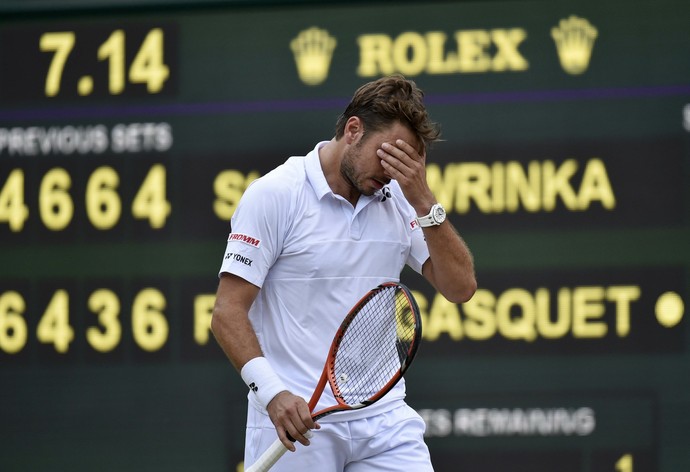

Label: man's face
[340,120,421,197]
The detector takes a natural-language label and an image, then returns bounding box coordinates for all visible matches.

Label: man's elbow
[444,277,477,304]
[210,304,224,338]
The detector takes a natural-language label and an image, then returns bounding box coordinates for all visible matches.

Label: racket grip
[245,430,313,472]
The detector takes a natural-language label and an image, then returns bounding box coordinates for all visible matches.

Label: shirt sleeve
[388,181,429,275]
[218,176,290,288]
[407,225,430,274]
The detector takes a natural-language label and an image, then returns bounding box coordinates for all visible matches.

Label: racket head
[315,282,421,419]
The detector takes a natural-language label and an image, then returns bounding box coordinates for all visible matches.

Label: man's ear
[344,116,364,145]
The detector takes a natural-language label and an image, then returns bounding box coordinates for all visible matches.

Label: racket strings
[332,287,418,405]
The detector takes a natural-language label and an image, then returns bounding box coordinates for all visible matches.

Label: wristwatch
[416,203,446,227]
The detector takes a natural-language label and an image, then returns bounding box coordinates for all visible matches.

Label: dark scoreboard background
[1,0,689,470]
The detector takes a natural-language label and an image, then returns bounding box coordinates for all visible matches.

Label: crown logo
[551,15,598,75]
[290,27,337,86]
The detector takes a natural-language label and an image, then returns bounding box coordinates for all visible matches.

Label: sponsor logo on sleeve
[224,252,253,267]
[227,232,261,247]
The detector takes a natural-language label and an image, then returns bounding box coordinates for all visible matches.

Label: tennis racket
[245,281,422,472]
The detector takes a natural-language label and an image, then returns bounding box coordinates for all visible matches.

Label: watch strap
[416,213,436,227]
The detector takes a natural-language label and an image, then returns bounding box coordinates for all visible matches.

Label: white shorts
[244,403,434,472]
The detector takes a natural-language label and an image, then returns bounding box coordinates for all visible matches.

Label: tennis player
[212,75,476,471]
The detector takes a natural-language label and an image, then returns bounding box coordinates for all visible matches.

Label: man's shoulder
[249,155,308,195]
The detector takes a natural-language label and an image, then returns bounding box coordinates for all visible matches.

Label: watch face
[433,205,447,223]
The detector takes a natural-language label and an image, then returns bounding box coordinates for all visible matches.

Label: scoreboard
[1,0,689,471]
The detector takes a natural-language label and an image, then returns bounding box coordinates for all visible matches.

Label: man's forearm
[422,221,476,303]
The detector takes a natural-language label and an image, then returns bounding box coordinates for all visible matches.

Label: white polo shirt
[219,141,429,421]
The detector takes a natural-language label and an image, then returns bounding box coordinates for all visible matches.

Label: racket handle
[245,430,313,472]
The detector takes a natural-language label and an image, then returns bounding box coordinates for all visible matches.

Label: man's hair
[335,75,441,152]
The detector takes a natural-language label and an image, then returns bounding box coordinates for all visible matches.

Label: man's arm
[211,273,262,369]
[211,273,317,450]
[419,220,476,303]
[378,139,477,303]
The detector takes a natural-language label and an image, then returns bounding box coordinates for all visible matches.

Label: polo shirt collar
[305,141,332,200]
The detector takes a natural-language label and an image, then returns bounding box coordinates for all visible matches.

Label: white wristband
[240,357,287,409]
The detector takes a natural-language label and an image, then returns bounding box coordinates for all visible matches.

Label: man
[211,75,476,471]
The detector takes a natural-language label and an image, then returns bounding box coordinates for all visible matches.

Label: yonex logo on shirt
[228,232,261,247]
[225,252,253,266]
[380,186,392,202]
